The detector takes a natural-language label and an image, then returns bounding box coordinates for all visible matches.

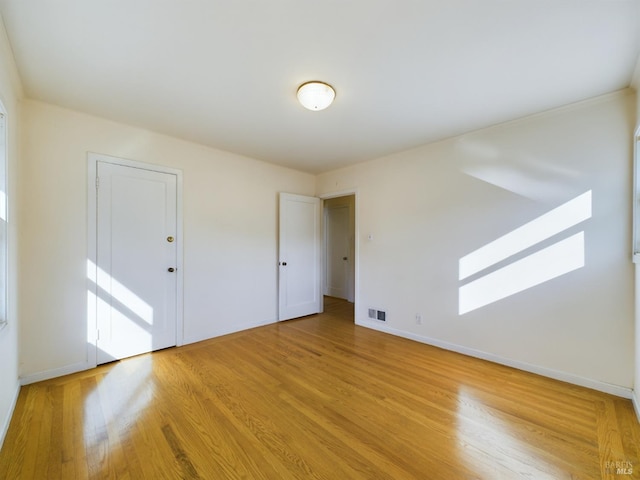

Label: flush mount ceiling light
[297,81,335,111]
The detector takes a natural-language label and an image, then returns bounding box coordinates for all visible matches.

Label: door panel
[96,162,177,363]
[278,193,321,320]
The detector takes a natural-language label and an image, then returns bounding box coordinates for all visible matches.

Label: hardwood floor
[1,297,639,479]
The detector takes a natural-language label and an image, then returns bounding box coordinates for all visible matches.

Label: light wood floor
[1,297,639,479]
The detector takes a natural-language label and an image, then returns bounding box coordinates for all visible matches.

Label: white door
[278,193,321,321]
[325,205,350,299]
[96,161,177,363]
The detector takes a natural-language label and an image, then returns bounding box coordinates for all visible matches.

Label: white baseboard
[182,317,277,346]
[632,391,640,423]
[20,361,94,386]
[356,319,633,399]
[0,384,20,450]
[20,317,278,385]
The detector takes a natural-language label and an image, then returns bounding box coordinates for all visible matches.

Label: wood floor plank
[45,385,63,479]
[20,386,48,479]
[158,350,284,479]
[221,346,421,479]
[0,296,638,479]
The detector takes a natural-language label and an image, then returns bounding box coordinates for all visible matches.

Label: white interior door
[278,193,321,321]
[325,205,350,299]
[96,161,177,363]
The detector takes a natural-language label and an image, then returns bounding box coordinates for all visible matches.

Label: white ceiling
[1,1,639,173]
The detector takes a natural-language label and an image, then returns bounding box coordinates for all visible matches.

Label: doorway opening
[322,194,356,322]
[322,296,354,323]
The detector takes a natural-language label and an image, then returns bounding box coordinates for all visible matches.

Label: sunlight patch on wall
[459,191,591,280]
[458,191,591,315]
[459,233,584,315]
[455,137,581,204]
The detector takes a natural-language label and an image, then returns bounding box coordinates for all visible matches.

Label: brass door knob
[167,236,174,243]
[168,267,175,272]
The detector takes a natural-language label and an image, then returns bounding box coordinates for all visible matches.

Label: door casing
[278,190,359,322]
[87,153,184,367]
[324,197,355,302]
[320,190,358,313]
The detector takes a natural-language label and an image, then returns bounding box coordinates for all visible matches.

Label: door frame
[323,198,355,302]
[320,189,358,317]
[87,152,184,367]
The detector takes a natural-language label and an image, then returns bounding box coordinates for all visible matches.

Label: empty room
[0,1,639,478]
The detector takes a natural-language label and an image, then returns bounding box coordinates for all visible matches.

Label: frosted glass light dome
[297,81,335,111]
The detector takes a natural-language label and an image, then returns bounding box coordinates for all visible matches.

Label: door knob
[167,236,174,243]
[343,257,348,260]
[168,267,175,272]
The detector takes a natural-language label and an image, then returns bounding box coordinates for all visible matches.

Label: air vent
[368,308,386,321]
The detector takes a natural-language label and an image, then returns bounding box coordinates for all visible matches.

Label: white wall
[0,18,22,446]
[13,70,638,407]
[318,91,636,394]
[19,100,314,380]
[632,59,640,416]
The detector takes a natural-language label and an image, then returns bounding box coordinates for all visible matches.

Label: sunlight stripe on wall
[459,232,584,315]
[459,191,591,281]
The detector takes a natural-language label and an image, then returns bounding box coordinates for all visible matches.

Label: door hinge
[95,177,100,189]
[96,329,100,341]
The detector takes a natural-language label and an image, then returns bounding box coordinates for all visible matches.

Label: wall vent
[368,308,386,321]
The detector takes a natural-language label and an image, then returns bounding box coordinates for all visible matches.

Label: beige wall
[19,100,315,380]
[318,91,636,393]
[15,90,639,400]
[9,53,639,428]
[0,19,22,446]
